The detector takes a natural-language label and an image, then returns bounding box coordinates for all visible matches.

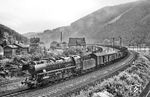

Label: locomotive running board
[38,66,76,75]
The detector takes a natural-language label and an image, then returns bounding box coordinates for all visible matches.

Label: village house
[3,43,29,58]
[14,43,29,55]
[4,45,18,58]
[68,38,86,48]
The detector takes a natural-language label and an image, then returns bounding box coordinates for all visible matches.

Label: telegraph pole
[119,36,122,46]
[112,37,115,46]
[112,37,115,51]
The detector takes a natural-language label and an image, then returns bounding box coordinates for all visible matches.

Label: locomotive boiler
[22,56,81,87]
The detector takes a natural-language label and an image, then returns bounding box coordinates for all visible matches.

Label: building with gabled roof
[14,43,29,54]
[4,45,18,58]
[68,38,86,48]
[3,43,29,58]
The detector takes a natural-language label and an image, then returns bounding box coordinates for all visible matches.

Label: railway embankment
[139,55,150,97]
[55,54,150,97]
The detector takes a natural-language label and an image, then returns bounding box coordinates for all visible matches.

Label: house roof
[68,38,86,46]
[14,43,29,48]
[4,45,18,49]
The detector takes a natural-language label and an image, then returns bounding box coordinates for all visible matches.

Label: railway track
[54,51,137,97]
[0,50,136,97]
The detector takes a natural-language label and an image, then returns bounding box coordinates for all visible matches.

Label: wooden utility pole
[112,37,115,51]
[112,37,115,46]
[119,36,122,46]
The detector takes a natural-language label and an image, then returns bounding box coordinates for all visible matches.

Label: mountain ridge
[24,0,150,47]
[0,24,28,45]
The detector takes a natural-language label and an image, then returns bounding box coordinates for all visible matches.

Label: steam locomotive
[22,47,128,88]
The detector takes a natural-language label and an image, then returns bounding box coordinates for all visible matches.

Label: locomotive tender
[22,47,128,88]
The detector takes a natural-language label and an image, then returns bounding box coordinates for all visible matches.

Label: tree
[50,41,60,50]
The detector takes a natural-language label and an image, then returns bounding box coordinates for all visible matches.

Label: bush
[62,47,84,56]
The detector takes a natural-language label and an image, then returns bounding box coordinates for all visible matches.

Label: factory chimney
[60,32,63,43]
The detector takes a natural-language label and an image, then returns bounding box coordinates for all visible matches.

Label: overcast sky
[0,0,138,34]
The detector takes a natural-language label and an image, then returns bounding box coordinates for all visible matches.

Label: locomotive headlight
[43,69,47,73]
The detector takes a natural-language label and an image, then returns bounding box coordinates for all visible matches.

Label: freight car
[22,47,128,88]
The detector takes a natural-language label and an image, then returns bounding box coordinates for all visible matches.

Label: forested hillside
[0,24,28,46]
[24,0,150,47]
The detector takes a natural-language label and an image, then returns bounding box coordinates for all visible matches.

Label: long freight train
[22,46,128,88]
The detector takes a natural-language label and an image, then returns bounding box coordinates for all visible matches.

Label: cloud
[15,20,64,33]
